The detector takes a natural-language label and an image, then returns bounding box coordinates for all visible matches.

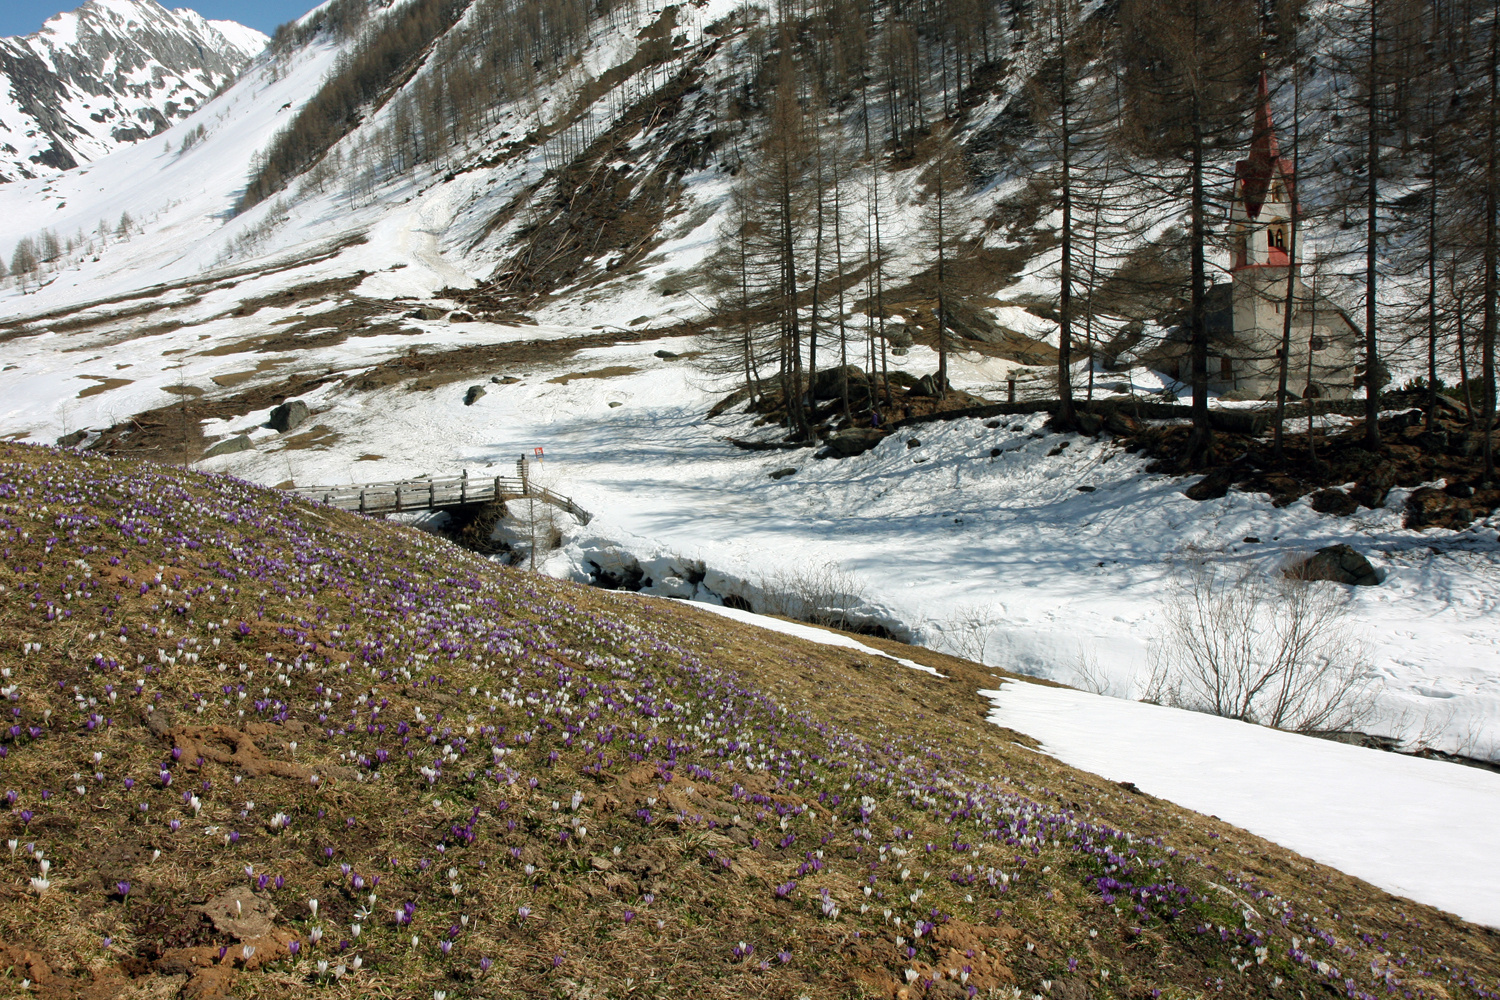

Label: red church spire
[1236,71,1294,221]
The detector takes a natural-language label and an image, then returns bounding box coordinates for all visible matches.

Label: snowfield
[984,680,1500,930]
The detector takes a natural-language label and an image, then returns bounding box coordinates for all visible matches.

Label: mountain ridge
[0,0,267,183]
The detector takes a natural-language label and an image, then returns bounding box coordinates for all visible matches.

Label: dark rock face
[0,1,264,183]
[1286,544,1382,587]
[267,400,309,433]
[1405,486,1474,531]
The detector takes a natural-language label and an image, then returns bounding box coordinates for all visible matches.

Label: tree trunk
[1364,0,1383,450]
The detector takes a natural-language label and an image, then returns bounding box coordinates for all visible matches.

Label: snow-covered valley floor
[8,293,1494,764]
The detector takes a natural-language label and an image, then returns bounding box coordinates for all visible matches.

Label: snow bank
[983,680,1500,929]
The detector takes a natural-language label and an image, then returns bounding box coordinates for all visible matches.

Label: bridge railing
[286,474,592,524]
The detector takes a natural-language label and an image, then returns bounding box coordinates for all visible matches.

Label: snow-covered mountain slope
[0,0,267,182]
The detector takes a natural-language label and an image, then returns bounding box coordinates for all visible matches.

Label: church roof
[1235,72,1295,220]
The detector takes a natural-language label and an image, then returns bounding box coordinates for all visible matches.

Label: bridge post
[359,491,366,514]
[429,481,436,508]
[395,486,402,513]
[460,470,467,504]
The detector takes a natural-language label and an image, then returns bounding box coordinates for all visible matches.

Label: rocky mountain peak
[0,0,267,182]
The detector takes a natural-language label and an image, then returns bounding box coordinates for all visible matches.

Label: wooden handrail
[285,474,592,525]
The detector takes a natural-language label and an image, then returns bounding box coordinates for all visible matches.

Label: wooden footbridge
[288,463,592,524]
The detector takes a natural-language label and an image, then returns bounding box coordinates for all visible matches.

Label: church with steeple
[1158,74,1362,400]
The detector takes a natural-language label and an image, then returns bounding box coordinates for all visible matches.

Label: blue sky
[1,1,312,39]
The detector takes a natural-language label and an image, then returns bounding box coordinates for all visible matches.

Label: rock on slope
[0,0,266,182]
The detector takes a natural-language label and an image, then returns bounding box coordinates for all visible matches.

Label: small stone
[1243,536,1261,544]
[1075,485,1097,492]
[654,350,679,359]
[608,401,623,408]
[906,438,922,449]
[463,386,486,406]
[769,467,797,480]
[448,311,475,323]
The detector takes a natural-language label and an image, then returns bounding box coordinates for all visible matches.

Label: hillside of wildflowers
[0,441,1496,1000]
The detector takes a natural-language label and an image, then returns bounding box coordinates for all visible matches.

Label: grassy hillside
[0,441,1495,1000]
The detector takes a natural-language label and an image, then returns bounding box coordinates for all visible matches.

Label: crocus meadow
[0,442,1495,999]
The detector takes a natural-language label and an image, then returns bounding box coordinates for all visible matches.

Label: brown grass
[0,442,1494,1000]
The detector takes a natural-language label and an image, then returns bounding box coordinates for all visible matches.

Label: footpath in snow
[983,680,1500,930]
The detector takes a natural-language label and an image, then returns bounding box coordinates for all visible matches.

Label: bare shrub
[1071,645,1120,697]
[931,602,1003,664]
[759,563,869,631]
[1146,552,1375,733]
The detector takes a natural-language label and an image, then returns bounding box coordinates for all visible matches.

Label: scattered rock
[1309,488,1359,517]
[55,429,88,448]
[266,399,309,433]
[1243,536,1261,543]
[608,400,623,408]
[1046,440,1071,458]
[984,420,1001,429]
[1286,544,1382,587]
[822,428,887,458]
[1073,412,1104,435]
[492,375,521,384]
[202,434,252,459]
[1076,485,1097,492]
[463,386,486,406]
[409,305,446,320]
[653,349,679,359]
[885,324,915,349]
[1417,427,1450,453]
[1104,411,1140,437]
[989,447,1002,458]
[811,365,869,402]
[448,311,475,323]
[1184,468,1233,501]
[768,467,797,480]
[907,373,943,398]
[199,887,279,941]
[1444,480,1476,499]
[1350,469,1395,510]
[1405,486,1474,531]
[906,438,922,449]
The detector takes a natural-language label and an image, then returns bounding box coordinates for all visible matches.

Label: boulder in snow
[203,434,253,458]
[1285,544,1382,587]
[822,428,887,458]
[267,400,309,433]
[1183,469,1233,501]
[1309,488,1358,517]
[463,386,487,406]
